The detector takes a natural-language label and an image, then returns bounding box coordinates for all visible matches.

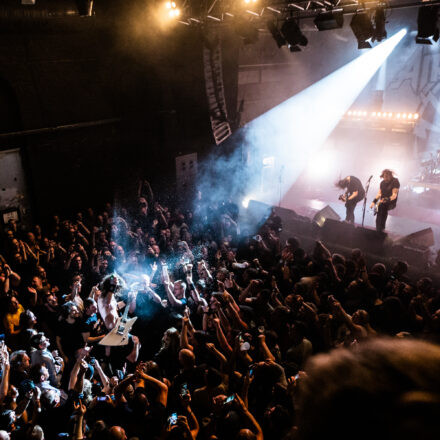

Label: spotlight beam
[242,29,407,206]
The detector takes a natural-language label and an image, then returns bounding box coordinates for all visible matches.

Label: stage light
[372,6,387,42]
[165,1,180,19]
[414,113,419,119]
[396,113,401,118]
[350,11,373,49]
[388,112,393,117]
[267,19,286,48]
[372,112,377,116]
[408,113,413,119]
[363,111,367,116]
[416,5,439,44]
[281,18,308,52]
[314,11,344,31]
[235,17,259,44]
[378,112,382,117]
[241,29,406,206]
[348,111,352,115]
[402,113,407,118]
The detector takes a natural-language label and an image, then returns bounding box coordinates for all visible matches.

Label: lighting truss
[176,0,440,28]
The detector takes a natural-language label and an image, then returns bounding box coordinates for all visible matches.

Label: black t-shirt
[380,177,400,199]
[80,313,105,338]
[55,319,84,359]
[347,176,365,199]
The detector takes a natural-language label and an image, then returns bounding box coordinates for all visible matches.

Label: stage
[279,187,440,253]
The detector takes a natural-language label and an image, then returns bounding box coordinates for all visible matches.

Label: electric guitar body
[99,316,137,346]
[372,197,392,216]
[99,294,137,346]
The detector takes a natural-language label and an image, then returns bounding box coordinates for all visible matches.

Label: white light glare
[262,156,275,167]
[307,150,335,180]
[243,28,407,206]
[412,186,426,194]
[242,197,252,208]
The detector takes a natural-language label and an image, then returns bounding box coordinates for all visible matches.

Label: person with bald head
[173,349,204,397]
[108,426,127,440]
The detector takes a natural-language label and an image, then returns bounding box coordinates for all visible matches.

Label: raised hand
[74,399,87,415]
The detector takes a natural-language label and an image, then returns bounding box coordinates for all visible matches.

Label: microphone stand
[362,175,373,227]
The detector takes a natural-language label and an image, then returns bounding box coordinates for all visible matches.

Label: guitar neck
[121,293,133,321]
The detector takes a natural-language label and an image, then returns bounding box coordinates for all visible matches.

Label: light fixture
[234,17,259,44]
[76,0,94,17]
[416,6,439,44]
[372,6,387,42]
[165,1,181,19]
[350,11,373,49]
[267,19,286,48]
[314,11,344,31]
[281,18,308,52]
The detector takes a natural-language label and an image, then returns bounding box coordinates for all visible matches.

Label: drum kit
[419,149,440,183]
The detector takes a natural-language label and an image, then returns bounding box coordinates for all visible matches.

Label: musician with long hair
[336,176,365,224]
[370,169,400,232]
[97,273,140,367]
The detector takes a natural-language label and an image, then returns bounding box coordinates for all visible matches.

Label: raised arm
[135,364,168,407]
[180,317,194,351]
[0,345,10,404]
[213,317,233,355]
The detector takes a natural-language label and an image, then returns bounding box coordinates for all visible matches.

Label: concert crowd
[1,180,440,440]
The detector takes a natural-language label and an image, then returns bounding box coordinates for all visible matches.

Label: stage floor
[280,191,440,252]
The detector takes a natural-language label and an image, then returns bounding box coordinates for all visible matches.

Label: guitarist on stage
[370,169,400,232]
[336,176,365,224]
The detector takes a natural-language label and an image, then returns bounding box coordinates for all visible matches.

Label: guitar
[99,293,137,346]
[372,197,391,216]
[338,193,347,203]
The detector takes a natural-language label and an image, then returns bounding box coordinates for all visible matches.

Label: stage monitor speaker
[354,227,388,255]
[247,200,272,220]
[321,218,355,248]
[394,228,434,249]
[390,244,430,267]
[313,205,341,227]
[272,206,298,223]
